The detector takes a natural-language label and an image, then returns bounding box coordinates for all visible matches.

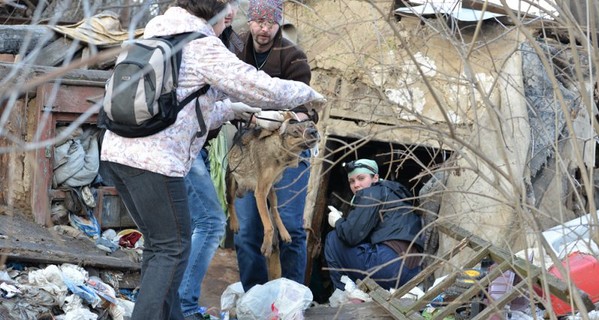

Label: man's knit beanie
[247,0,283,25]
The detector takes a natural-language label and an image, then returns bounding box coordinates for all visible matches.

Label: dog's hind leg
[255,184,275,257]
[267,246,282,280]
[267,189,291,243]
[266,190,284,280]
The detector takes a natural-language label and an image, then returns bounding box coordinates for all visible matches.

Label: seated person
[324,159,424,290]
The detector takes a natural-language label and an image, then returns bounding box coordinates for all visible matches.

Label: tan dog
[226,112,319,274]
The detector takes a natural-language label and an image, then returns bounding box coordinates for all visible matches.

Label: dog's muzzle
[303,127,320,148]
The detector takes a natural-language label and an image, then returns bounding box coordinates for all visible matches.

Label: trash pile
[0,263,136,320]
[0,220,144,320]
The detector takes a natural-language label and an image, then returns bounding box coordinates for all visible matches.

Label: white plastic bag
[328,288,348,308]
[327,276,372,307]
[221,282,245,313]
[236,278,313,320]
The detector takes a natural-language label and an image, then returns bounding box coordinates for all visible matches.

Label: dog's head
[278,117,319,152]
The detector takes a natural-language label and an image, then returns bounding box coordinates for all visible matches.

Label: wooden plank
[0,100,8,206]
[387,238,470,299]
[329,106,408,128]
[361,278,424,320]
[304,75,339,285]
[0,213,140,270]
[305,301,396,319]
[0,54,15,62]
[405,246,491,316]
[324,118,466,150]
[303,146,331,285]
[461,0,540,19]
[0,61,111,83]
[44,82,105,114]
[432,261,511,320]
[35,37,83,67]
[31,84,55,226]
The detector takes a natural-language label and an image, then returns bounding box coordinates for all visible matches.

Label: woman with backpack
[99,1,325,319]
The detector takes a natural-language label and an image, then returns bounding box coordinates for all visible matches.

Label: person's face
[225,2,239,28]
[348,173,379,194]
[248,19,280,52]
[212,5,228,36]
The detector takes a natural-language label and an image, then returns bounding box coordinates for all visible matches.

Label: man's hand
[254,110,285,130]
[231,102,261,121]
[304,92,327,113]
[312,92,327,104]
[327,205,343,228]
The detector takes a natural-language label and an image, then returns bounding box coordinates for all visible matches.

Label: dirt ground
[196,248,396,319]
[198,247,240,311]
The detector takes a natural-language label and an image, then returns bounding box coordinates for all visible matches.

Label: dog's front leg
[255,184,274,257]
[267,190,291,243]
[226,171,240,232]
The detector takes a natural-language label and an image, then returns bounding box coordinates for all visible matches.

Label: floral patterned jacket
[101,6,321,177]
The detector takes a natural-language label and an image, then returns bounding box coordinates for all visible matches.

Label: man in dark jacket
[231,0,318,291]
[220,0,244,54]
[325,159,424,290]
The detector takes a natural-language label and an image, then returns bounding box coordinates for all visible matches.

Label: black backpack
[99,32,210,138]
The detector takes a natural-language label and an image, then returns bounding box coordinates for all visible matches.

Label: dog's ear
[282,111,296,121]
[256,128,275,140]
[278,119,290,135]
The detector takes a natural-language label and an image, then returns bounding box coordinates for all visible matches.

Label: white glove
[312,92,327,104]
[254,110,285,131]
[304,92,327,112]
[327,205,343,228]
[231,102,261,121]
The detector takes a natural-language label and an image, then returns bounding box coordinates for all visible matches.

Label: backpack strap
[182,86,210,138]
[162,32,212,138]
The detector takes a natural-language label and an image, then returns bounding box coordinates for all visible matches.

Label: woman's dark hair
[177,0,228,20]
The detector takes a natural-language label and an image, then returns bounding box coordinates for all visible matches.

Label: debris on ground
[0,262,136,320]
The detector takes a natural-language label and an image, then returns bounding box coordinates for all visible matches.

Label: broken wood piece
[0,213,140,271]
[387,237,470,299]
[431,261,511,320]
[404,246,492,316]
[360,278,424,320]
[0,61,111,101]
[34,37,83,67]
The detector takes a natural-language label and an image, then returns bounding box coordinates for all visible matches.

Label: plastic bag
[221,281,245,313]
[327,276,371,307]
[236,278,313,320]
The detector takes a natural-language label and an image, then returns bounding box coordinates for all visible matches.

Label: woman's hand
[230,102,261,120]
[253,110,285,130]
[327,205,343,227]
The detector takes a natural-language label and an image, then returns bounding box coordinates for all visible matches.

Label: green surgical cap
[348,159,378,177]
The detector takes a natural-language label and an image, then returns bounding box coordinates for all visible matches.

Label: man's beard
[255,34,273,46]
